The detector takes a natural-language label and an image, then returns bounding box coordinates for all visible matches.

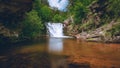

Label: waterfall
[47,0,69,11]
[46,22,71,38]
[46,22,63,37]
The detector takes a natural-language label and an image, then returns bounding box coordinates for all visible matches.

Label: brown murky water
[0,37,120,68]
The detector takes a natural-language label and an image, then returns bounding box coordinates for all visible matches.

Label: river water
[0,37,120,68]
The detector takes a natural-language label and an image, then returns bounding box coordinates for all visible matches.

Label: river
[0,37,120,68]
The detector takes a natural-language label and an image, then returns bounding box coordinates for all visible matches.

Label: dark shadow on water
[0,52,51,68]
[69,63,91,68]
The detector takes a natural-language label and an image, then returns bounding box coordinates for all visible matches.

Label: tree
[68,0,95,24]
[52,14,65,22]
[39,5,53,22]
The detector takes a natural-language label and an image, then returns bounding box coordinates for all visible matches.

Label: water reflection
[48,38,63,53]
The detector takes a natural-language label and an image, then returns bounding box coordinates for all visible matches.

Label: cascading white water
[46,22,71,38]
[46,22,64,37]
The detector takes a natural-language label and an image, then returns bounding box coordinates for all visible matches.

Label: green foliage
[39,5,53,22]
[68,0,95,24]
[107,0,120,18]
[52,14,66,22]
[21,10,43,39]
[74,2,88,24]
[33,0,53,22]
[33,0,67,22]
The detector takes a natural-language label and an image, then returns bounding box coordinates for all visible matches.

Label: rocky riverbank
[74,20,120,43]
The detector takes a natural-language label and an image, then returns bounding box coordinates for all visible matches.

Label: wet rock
[74,34,81,39]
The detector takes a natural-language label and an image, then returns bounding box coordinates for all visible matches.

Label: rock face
[0,0,33,24]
